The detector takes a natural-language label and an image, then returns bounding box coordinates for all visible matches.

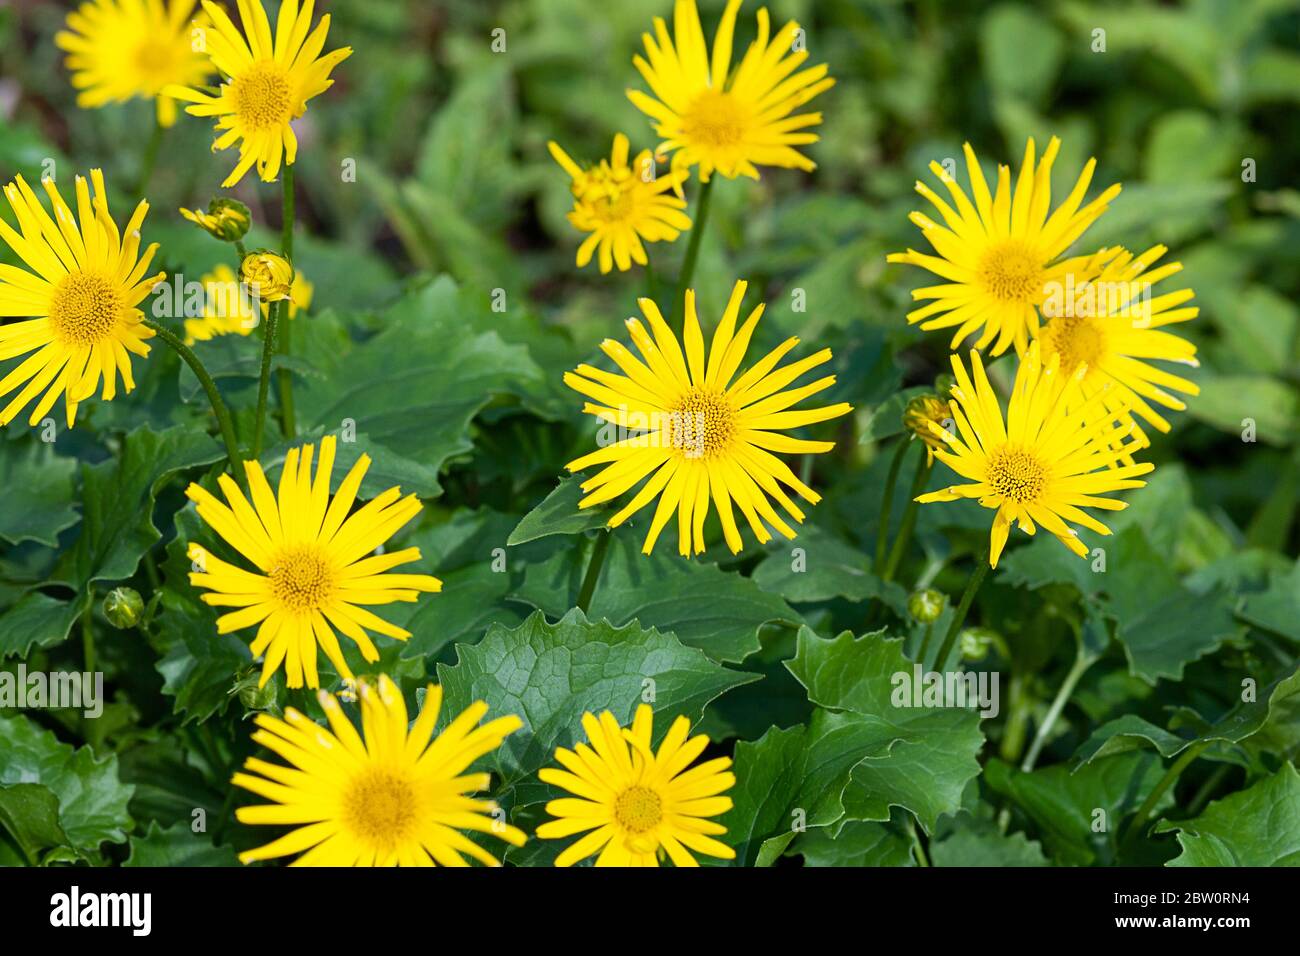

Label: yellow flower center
[48,271,124,346]
[133,38,181,85]
[232,63,295,131]
[614,786,663,833]
[668,388,737,459]
[269,546,336,613]
[978,241,1045,303]
[985,446,1048,503]
[1040,316,1107,375]
[341,768,418,847]
[682,90,748,149]
[577,166,637,224]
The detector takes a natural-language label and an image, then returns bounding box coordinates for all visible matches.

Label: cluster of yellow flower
[890,139,1201,567]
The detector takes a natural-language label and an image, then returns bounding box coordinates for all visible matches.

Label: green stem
[135,120,165,204]
[933,546,990,667]
[1187,763,1232,817]
[576,531,612,614]
[1020,651,1095,772]
[882,453,932,582]
[672,177,714,332]
[234,240,248,263]
[1122,741,1211,847]
[253,300,282,460]
[280,163,295,260]
[874,440,910,573]
[907,815,930,867]
[276,167,297,439]
[144,319,245,486]
[916,621,935,666]
[81,598,95,674]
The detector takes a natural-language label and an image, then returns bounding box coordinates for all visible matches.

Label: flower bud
[102,587,145,629]
[231,669,278,712]
[960,626,1000,661]
[907,588,944,624]
[240,251,294,303]
[903,393,953,462]
[180,198,251,242]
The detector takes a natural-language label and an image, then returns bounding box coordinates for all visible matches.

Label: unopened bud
[102,587,144,629]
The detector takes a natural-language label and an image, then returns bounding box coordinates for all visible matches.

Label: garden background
[1,0,1299,867]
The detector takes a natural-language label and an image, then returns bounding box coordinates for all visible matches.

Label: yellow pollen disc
[985,446,1049,503]
[232,63,295,131]
[614,786,663,833]
[978,241,1045,303]
[1040,316,1107,375]
[269,546,336,613]
[48,272,124,346]
[669,388,737,460]
[682,90,748,149]
[133,39,179,82]
[342,769,418,846]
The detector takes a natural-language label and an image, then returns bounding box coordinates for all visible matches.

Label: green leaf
[0,441,80,547]
[1190,374,1299,447]
[984,753,1168,865]
[1239,560,1300,641]
[0,714,133,852]
[436,609,756,801]
[514,532,801,663]
[1157,763,1300,866]
[391,509,527,661]
[294,277,545,485]
[507,476,610,546]
[1073,715,1191,768]
[980,4,1064,104]
[797,813,918,867]
[52,424,223,590]
[751,524,908,613]
[786,628,986,832]
[0,590,89,659]
[125,822,240,867]
[859,387,929,443]
[0,784,70,865]
[929,814,1052,867]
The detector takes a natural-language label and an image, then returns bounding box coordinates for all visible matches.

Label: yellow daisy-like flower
[165,0,352,187]
[261,268,313,320]
[185,435,443,689]
[537,704,736,867]
[56,0,213,128]
[548,133,691,274]
[564,279,853,556]
[232,674,527,866]
[888,137,1121,357]
[183,263,257,345]
[916,344,1154,568]
[240,250,293,302]
[628,0,835,182]
[1037,244,1200,444]
[0,171,164,428]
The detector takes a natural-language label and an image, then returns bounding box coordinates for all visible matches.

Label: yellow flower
[165,0,352,187]
[903,393,954,463]
[55,0,213,128]
[185,436,443,689]
[0,171,164,428]
[628,0,835,182]
[1037,244,1199,446]
[564,280,852,556]
[888,137,1121,357]
[240,250,293,302]
[232,675,527,866]
[917,344,1154,568]
[183,264,258,345]
[549,133,691,273]
[260,269,313,320]
[179,198,251,241]
[537,704,736,867]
